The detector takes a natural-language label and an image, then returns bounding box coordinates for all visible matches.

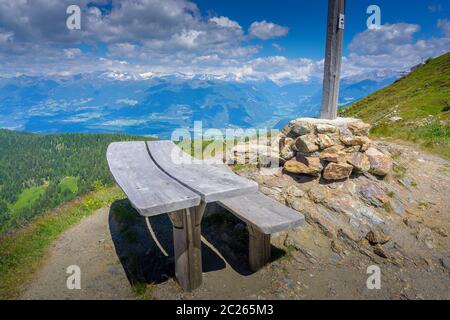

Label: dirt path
[21,141,450,300]
[22,208,135,300]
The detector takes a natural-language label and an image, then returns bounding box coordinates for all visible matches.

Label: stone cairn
[279,118,392,181]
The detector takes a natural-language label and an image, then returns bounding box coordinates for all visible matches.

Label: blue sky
[0,0,448,83]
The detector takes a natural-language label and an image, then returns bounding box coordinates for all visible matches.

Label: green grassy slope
[340,52,450,159]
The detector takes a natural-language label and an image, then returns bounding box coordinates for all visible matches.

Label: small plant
[383,201,393,213]
[133,282,155,300]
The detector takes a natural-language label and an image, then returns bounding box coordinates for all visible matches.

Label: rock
[373,244,389,259]
[323,163,353,181]
[344,146,361,153]
[388,116,403,123]
[366,230,391,245]
[294,134,319,153]
[340,135,371,147]
[284,156,323,176]
[365,148,392,176]
[280,145,295,161]
[286,197,305,212]
[319,146,346,163]
[391,198,405,216]
[417,228,434,249]
[440,257,450,271]
[316,123,337,134]
[286,185,306,198]
[284,233,302,250]
[316,134,334,150]
[347,152,370,172]
[279,136,294,151]
[286,121,313,138]
[330,240,345,255]
[358,183,388,207]
[348,121,371,136]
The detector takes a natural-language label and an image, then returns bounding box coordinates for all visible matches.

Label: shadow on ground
[109,200,285,286]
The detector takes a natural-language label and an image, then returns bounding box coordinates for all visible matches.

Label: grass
[58,176,78,195]
[340,52,450,159]
[0,186,124,299]
[9,185,48,213]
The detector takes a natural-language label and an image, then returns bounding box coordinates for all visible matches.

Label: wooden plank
[147,141,258,203]
[107,142,200,216]
[218,193,305,234]
[320,0,346,120]
[248,225,271,272]
[169,203,205,292]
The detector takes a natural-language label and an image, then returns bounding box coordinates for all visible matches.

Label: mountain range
[0,70,399,138]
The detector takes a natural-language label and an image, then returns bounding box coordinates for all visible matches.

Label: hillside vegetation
[0,130,153,234]
[340,52,450,159]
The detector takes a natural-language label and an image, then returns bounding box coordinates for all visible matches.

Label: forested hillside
[0,130,152,234]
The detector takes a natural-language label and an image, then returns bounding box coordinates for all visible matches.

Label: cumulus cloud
[343,22,450,78]
[0,1,448,84]
[438,19,450,37]
[349,23,420,55]
[249,21,289,40]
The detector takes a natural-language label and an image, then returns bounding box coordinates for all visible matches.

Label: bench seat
[218,193,305,271]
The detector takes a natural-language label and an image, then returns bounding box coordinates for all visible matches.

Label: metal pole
[320,0,346,120]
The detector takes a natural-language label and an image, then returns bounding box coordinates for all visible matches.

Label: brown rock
[347,152,370,172]
[366,230,391,245]
[320,146,346,163]
[323,163,354,181]
[294,134,319,153]
[284,156,323,176]
[285,121,314,138]
[340,135,371,147]
[280,145,295,161]
[344,146,361,153]
[279,136,294,150]
[348,121,371,136]
[316,134,334,150]
[373,244,389,259]
[365,147,392,176]
[315,123,337,134]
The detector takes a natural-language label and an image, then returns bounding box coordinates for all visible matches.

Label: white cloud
[438,19,450,37]
[343,22,450,78]
[64,48,81,59]
[209,16,242,31]
[249,21,289,40]
[349,23,420,55]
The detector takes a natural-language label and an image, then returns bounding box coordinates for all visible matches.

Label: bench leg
[247,225,271,272]
[169,203,206,291]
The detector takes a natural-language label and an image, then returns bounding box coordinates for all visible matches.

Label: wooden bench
[107,140,304,291]
[218,193,304,272]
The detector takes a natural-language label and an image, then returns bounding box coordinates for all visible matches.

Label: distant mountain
[0,71,400,138]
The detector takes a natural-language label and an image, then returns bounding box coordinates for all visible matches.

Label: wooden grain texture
[169,205,205,292]
[320,0,346,120]
[147,141,258,203]
[247,225,271,272]
[218,193,305,234]
[107,142,200,216]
